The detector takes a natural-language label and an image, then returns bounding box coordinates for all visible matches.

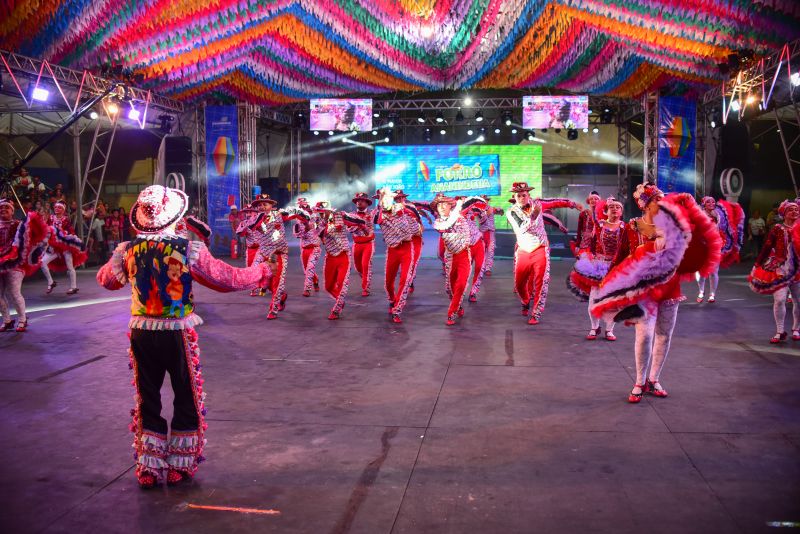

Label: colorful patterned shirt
[507,198,574,253]
[376,207,415,248]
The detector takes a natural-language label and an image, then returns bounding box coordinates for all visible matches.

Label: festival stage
[1,246,798,533]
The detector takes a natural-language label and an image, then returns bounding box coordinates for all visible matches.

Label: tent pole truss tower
[643,92,659,185]
[237,103,259,207]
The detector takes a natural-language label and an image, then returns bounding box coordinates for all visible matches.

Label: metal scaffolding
[643,92,659,185]
[237,103,259,206]
[193,103,208,219]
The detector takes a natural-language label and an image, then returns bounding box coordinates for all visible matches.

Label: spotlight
[710,120,716,128]
[526,131,535,140]
[439,129,446,135]
[467,129,474,136]
[502,110,513,126]
[464,96,473,106]
[374,111,380,118]
[475,111,483,122]
[592,126,599,133]
[791,72,800,87]
[372,130,378,136]
[511,128,518,134]
[745,94,757,105]
[388,120,395,128]
[314,130,320,136]
[582,127,589,133]
[456,110,464,122]
[436,111,444,123]
[89,111,99,120]
[384,137,389,142]
[423,129,432,142]
[107,102,119,115]
[417,112,426,123]
[128,107,140,120]
[477,135,485,142]
[494,128,501,134]
[567,129,578,140]
[600,109,614,124]
[31,86,49,102]
[729,99,741,112]
[328,130,334,135]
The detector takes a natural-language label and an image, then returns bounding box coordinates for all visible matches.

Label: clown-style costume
[696,198,745,303]
[315,204,365,320]
[349,192,377,297]
[431,194,473,325]
[0,202,49,332]
[590,185,721,402]
[506,182,580,325]
[293,199,321,297]
[97,186,271,489]
[41,202,88,295]
[749,200,799,343]
[572,192,601,256]
[567,197,626,341]
[375,189,418,323]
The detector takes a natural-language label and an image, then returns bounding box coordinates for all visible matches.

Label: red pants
[438,236,446,272]
[410,234,423,286]
[469,238,486,297]
[268,252,287,313]
[514,247,550,320]
[324,252,350,313]
[352,240,375,292]
[446,249,471,316]
[300,245,320,291]
[246,246,259,267]
[385,240,414,314]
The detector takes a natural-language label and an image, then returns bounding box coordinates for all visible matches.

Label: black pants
[130,329,199,435]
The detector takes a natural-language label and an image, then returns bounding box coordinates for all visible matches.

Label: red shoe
[792,330,800,341]
[313,282,320,292]
[485,271,492,277]
[409,284,415,294]
[362,289,369,297]
[391,314,402,324]
[707,294,716,303]
[521,305,529,316]
[137,471,158,489]
[446,314,456,326]
[45,281,57,294]
[14,320,27,333]
[249,288,260,297]
[605,331,616,341]
[586,327,601,340]
[527,316,539,325]
[302,290,311,297]
[166,468,192,486]
[628,385,645,404]
[646,380,668,398]
[770,332,787,344]
[267,311,278,320]
[278,293,287,311]
[0,320,14,332]
[468,295,477,303]
[457,306,465,317]
[328,311,340,320]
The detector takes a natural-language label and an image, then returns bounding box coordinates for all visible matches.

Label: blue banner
[205,106,239,255]
[657,96,697,194]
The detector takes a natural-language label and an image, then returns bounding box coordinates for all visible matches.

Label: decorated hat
[393,189,408,199]
[429,193,457,211]
[778,200,799,217]
[0,198,13,209]
[130,185,189,234]
[352,192,373,205]
[701,196,715,206]
[603,196,623,211]
[633,182,664,210]
[586,191,601,203]
[53,200,67,210]
[185,215,212,245]
[229,204,238,211]
[509,181,534,193]
[313,200,332,212]
[296,196,310,205]
[251,193,277,206]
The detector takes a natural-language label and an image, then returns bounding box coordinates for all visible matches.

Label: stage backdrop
[205,106,240,255]
[658,96,697,195]
[375,145,543,229]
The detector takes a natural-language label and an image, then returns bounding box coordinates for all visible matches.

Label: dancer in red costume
[97,186,271,488]
[393,190,432,295]
[506,182,582,325]
[749,200,799,343]
[375,188,418,324]
[695,196,745,303]
[0,199,49,332]
[590,183,721,402]
[431,194,472,326]
[314,201,365,320]
[349,192,377,297]
[572,191,600,256]
[41,200,87,295]
[463,203,487,302]
[477,196,503,277]
[568,197,625,341]
[235,194,306,319]
[293,197,321,297]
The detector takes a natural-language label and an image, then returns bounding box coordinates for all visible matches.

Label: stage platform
[1,251,798,533]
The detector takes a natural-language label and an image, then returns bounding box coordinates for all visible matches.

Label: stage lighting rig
[436,111,444,123]
[456,110,465,122]
[475,111,484,122]
[423,128,432,142]
[417,112,426,123]
[526,130,535,140]
[502,110,513,126]
[158,114,175,133]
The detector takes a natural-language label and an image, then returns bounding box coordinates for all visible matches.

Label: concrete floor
[1,234,799,534]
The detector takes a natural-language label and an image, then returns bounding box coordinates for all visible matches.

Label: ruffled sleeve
[188,241,271,292]
[96,242,129,290]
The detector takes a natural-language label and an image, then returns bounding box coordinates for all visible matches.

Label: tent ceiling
[1,1,799,105]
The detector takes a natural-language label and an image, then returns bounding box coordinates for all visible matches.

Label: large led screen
[310,98,372,132]
[522,95,589,129]
[374,145,543,229]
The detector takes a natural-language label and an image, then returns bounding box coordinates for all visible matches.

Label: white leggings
[773,283,800,333]
[0,269,26,323]
[41,250,77,289]
[634,300,679,385]
[696,268,719,295]
[587,288,614,333]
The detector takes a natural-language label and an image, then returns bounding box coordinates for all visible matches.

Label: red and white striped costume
[316,210,365,318]
[376,203,417,320]
[477,206,501,274]
[350,207,377,296]
[432,198,472,323]
[293,210,321,294]
[465,214,486,300]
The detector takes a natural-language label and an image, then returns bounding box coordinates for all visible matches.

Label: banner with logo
[205,106,239,255]
[658,96,697,194]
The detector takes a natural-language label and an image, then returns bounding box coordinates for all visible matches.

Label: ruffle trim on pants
[135,431,168,476]
[167,430,206,474]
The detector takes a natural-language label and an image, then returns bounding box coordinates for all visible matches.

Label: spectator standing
[747,209,766,259]
[105,208,122,256]
[27,176,46,205]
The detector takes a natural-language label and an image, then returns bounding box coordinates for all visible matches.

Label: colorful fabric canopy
[1,0,798,105]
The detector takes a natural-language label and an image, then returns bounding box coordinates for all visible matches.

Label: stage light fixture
[710,120,716,128]
[107,102,119,115]
[423,129,432,142]
[554,128,561,133]
[467,129,474,136]
[567,129,578,141]
[374,111,380,118]
[477,135,485,142]
[729,99,741,112]
[328,130,334,135]
[436,111,444,123]
[511,128,518,134]
[456,110,464,122]
[158,114,174,133]
[417,112,426,123]
[89,111,99,120]
[464,96,473,106]
[475,111,484,122]
[502,110,513,126]
[128,107,140,120]
[440,129,446,135]
[384,136,389,142]
[792,73,800,87]
[526,131,535,140]
[582,127,589,133]
[372,130,378,136]
[313,130,320,136]
[494,128,500,134]
[31,86,49,102]
[592,127,599,134]
[540,128,548,133]
[388,120,395,128]
[745,94,757,105]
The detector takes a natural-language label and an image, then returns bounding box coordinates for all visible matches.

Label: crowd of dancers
[1,182,799,488]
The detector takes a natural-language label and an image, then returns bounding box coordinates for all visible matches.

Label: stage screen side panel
[310,98,373,132]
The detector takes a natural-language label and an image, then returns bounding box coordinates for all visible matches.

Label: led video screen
[310,98,372,132]
[522,95,589,129]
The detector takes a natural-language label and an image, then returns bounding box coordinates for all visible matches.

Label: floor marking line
[35,355,106,382]
[186,504,281,515]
